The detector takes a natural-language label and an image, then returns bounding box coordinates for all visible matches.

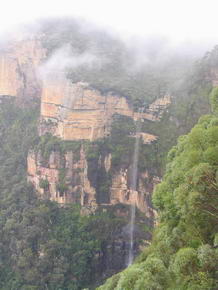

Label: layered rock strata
[0,35,46,102]
[40,80,171,141]
[27,146,97,209]
[0,35,171,213]
[27,144,161,217]
[28,78,172,213]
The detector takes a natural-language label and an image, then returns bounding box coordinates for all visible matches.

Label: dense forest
[98,87,218,290]
[37,18,212,175]
[0,99,142,289]
[0,18,217,289]
[39,18,192,107]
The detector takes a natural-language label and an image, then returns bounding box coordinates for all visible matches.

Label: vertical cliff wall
[0,33,171,218]
[0,34,171,216]
[40,80,171,140]
[0,36,46,103]
[27,146,97,209]
[27,143,160,218]
[28,85,171,216]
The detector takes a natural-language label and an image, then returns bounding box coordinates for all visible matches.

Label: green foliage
[210,87,218,114]
[39,178,49,191]
[56,182,67,196]
[138,82,211,176]
[40,18,178,105]
[82,116,136,203]
[98,256,170,290]
[0,100,132,289]
[56,168,67,196]
[2,22,218,290]
[171,248,198,276]
[98,273,120,290]
[98,100,218,289]
[36,133,82,161]
[110,115,135,168]
[85,141,101,161]
[39,19,213,180]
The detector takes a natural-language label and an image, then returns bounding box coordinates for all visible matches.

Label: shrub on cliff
[98,89,218,289]
[210,87,218,114]
[0,99,132,290]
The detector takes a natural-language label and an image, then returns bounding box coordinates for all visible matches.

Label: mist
[25,13,213,104]
[38,44,103,83]
[1,0,218,60]
[0,1,217,104]
[35,17,200,78]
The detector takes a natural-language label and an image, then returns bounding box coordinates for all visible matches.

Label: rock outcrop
[130,132,158,144]
[0,34,171,215]
[27,146,97,210]
[0,35,46,103]
[110,168,157,217]
[40,80,171,140]
[28,77,171,214]
[27,143,160,219]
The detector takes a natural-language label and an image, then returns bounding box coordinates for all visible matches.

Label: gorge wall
[28,79,170,216]
[39,79,171,141]
[0,35,46,103]
[1,24,218,290]
[0,34,171,218]
[27,144,161,217]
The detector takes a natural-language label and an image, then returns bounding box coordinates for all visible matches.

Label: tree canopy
[98,89,218,290]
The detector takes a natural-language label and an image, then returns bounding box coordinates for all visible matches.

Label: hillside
[0,18,217,289]
[98,88,218,290]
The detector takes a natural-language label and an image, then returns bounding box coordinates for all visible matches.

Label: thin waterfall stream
[127,108,143,266]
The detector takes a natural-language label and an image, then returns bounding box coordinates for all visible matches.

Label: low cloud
[38,44,103,83]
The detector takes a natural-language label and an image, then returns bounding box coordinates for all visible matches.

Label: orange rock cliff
[0,35,172,216]
[30,77,171,215]
[0,35,46,103]
[40,79,171,141]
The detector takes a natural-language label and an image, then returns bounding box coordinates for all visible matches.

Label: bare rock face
[0,34,171,214]
[0,35,46,103]
[29,77,171,213]
[110,169,153,217]
[40,80,133,140]
[0,34,170,214]
[130,132,158,144]
[27,143,160,218]
[40,80,171,140]
[27,146,97,211]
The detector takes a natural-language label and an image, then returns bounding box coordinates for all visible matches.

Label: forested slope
[0,19,218,289]
[98,88,218,290]
[0,99,135,289]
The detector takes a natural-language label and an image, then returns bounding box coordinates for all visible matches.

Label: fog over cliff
[1,1,218,42]
[1,0,218,60]
[38,44,103,83]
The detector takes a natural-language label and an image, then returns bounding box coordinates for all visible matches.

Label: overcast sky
[1,0,218,50]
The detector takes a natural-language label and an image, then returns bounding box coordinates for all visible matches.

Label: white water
[127,109,143,266]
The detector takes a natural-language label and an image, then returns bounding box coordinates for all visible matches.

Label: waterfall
[127,108,143,266]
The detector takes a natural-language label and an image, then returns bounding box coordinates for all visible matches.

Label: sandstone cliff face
[40,80,171,140]
[2,35,170,214]
[110,168,157,217]
[0,36,46,102]
[28,76,171,213]
[27,146,97,210]
[0,34,170,214]
[27,143,160,219]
